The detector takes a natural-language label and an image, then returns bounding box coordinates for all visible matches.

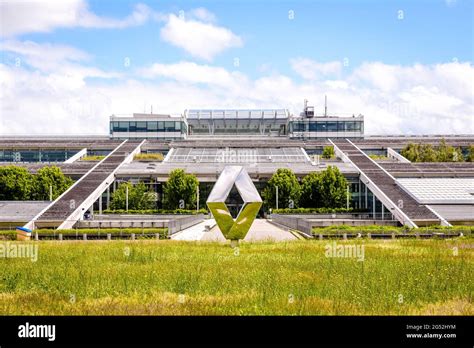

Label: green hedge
[0,231,17,240]
[273,207,356,214]
[33,228,167,235]
[102,209,207,215]
[312,225,473,235]
[0,228,168,240]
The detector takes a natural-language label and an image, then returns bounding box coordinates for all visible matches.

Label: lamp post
[275,186,279,210]
[125,185,129,212]
[196,185,199,211]
[346,185,350,210]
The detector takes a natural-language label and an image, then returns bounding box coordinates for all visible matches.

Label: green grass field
[0,239,472,315]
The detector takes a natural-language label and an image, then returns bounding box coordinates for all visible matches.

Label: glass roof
[397,178,474,204]
[186,109,288,119]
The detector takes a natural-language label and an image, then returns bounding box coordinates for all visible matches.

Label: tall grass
[0,239,472,315]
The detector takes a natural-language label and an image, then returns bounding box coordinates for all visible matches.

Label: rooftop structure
[185,109,289,136]
[110,113,187,140]
[1,103,473,230]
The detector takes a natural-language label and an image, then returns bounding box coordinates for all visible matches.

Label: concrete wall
[272,214,399,235]
[76,214,204,234]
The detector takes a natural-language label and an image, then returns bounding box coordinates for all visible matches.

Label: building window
[338,121,345,132]
[309,122,318,132]
[316,122,327,132]
[354,121,362,132]
[158,121,164,132]
[327,122,338,132]
[147,121,158,131]
[118,122,129,132]
[164,121,175,132]
[346,121,356,131]
[136,121,147,132]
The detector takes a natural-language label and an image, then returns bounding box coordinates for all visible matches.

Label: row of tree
[262,166,348,209]
[109,166,349,211]
[0,165,73,200]
[400,139,470,162]
[110,169,199,210]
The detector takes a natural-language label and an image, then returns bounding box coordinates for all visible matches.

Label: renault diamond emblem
[207,166,262,241]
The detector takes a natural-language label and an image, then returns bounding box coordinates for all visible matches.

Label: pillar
[365,184,368,209]
[372,195,376,218]
[99,194,102,215]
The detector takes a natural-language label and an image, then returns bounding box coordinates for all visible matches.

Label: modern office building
[185,109,289,136]
[1,101,473,231]
[110,113,187,140]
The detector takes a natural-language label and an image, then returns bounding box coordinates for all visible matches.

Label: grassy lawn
[0,239,472,315]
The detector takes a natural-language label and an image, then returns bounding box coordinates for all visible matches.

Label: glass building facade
[289,120,364,133]
[110,121,186,134]
[186,109,288,136]
[109,114,188,140]
[0,149,80,162]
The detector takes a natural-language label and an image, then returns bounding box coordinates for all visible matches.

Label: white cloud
[291,58,342,80]
[1,40,120,81]
[160,14,243,61]
[0,0,154,37]
[0,2,242,63]
[139,61,247,88]
[0,45,472,136]
[187,8,217,23]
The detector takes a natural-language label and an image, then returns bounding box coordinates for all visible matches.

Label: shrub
[102,208,207,215]
[32,228,168,235]
[322,146,335,159]
[369,154,388,160]
[273,207,354,214]
[80,155,106,161]
[134,153,164,161]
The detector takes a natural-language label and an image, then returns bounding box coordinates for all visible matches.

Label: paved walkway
[171,219,216,241]
[173,219,296,242]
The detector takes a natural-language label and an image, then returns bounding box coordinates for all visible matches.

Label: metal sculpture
[207,166,262,243]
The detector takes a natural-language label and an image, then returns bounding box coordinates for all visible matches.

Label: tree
[322,146,335,159]
[400,143,420,162]
[0,165,33,200]
[32,166,73,200]
[162,169,199,209]
[317,166,348,208]
[401,139,465,162]
[300,172,322,208]
[299,166,348,208]
[467,145,474,162]
[262,168,301,209]
[110,182,156,210]
[419,144,437,162]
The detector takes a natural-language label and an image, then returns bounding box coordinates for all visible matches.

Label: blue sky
[14,0,473,76]
[0,0,472,135]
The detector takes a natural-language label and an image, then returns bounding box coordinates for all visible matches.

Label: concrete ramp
[330,139,444,227]
[25,140,144,230]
